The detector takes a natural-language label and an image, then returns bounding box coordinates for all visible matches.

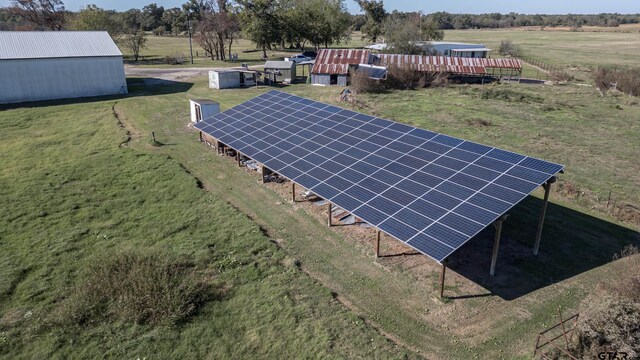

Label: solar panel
[195,90,564,263]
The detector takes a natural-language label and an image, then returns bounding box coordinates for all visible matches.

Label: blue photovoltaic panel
[194,90,564,263]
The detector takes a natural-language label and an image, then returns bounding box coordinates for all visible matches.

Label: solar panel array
[195,90,563,263]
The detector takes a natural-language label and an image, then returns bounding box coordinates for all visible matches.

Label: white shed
[208,68,256,89]
[189,99,220,123]
[0,31,128,104]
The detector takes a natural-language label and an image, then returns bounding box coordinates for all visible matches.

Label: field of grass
[445,28,640,70]
[0,92,416,358]
[2,29,640,359]
[121,32,365,68]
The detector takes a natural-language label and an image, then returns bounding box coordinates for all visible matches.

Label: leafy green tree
[162,7,186,35]
[141,3,164,31]
[9,0,66,30]
[356,0,386,43]
[70,4,122,37]
[238,0,282,58]
[383,13,443,55]
[282,0,350,50]
[119,8,142,31]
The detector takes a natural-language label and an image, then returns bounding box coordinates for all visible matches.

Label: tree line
[2,0,639,61]
[352,10,640,32]
[1,0,351,61]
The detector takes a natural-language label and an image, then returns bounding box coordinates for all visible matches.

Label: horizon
[0,0,639,15]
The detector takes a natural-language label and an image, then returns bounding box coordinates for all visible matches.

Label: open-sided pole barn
[194,91,563,298]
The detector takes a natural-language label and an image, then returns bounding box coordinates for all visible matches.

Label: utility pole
[187,13,194,65]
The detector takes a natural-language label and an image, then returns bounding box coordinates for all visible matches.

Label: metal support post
[439,261,447,298]
[375,229,381,258]
[327,203,332,227]
[490,214,509,276]
[534,177,556,255]
[291,182,295,202]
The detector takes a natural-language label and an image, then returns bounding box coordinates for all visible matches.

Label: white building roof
[0,31,122,60]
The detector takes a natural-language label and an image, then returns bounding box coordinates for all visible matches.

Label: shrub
[479,88,544,103]
[571,252,640,357]
[498,40,520,57]
[56,250,216,327]
[595,67,640,96]
[384,66,448,90]
[550,70,573,83]
[350,69,384,94]
[164,52,185,65]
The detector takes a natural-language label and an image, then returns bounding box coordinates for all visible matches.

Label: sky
[0,0,638,14]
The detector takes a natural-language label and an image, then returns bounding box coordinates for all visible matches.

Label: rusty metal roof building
[311,49,371,75]
[374,54,522,75]
[310,48,522,77]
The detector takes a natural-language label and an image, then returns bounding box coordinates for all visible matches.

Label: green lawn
[0,93,414,359]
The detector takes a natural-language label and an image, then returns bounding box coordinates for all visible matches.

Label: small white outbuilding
[208,68,256,89]
[189,99,220,123]
[0,31,128,104]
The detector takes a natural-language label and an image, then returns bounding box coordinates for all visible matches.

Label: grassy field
[2,29,640,359]
[445,27,640,69]
[121,33,366,67]
[0,91,415,359]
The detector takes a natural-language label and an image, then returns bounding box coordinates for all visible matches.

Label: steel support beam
[236,152,240,166]
[374,229,381,258]
[439,261,447,298]
[534,177,556,255]
[327,202,332,227]
[199,131,203,142]
[490,215,509,276]
[291,182,296,202]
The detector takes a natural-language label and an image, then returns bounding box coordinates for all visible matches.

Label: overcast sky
[0,0,638,14]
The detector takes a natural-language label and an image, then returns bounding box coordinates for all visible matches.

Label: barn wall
[311,74,330,86]
[338,75,348,87]
[0,56,127,104]
[218,72,242,89]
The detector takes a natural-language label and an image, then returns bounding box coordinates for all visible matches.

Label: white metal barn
[0,31,128,104]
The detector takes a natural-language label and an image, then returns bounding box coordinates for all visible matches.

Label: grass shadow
[446,196,640,300]
[0,77,193,110]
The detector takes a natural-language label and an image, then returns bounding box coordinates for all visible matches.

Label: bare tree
[195,12,221,60]
[121,30,147,61]
[195,1,240,61]
[9,0,66,30]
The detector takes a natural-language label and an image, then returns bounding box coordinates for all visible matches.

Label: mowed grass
[0,98,414,358]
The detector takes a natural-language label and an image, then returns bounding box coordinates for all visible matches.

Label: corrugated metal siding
[264,60,295,70]
[375,54,522,75]
[311,49,370,75]
[0,31,122,60]
[311,74,330,85]
[0,57,127,104]
[337,75,347,87]
[310,48,521,78]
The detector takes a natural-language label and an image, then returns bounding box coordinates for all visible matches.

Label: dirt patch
[112,102,141,147]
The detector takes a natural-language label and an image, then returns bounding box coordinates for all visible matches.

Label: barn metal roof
[0,31,122,60]
[375,54,522,74]
[264,61,295,69]
[311,48,522,76]
[312,49,370,75]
